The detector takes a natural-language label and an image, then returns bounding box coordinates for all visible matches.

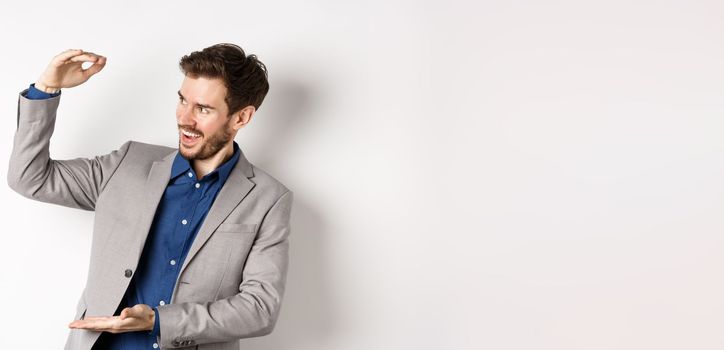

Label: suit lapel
[178,150,256,275]
[128,151,176,261]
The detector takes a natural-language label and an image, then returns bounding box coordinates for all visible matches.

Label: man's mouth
[180,129,202,146]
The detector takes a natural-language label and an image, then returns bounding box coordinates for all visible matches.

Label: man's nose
[178,105,195,125]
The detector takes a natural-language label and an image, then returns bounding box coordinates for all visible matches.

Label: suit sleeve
[157,190,294,348]
[7,90,131,211]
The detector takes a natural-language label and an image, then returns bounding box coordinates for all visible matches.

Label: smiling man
[8,44,293,350]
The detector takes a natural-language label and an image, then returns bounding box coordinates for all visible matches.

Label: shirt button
[153,343,159,349]
[181,219,188,225]
[187,172,193,178]
[124,269,132,278]
[159,300,166,306]
[170,259,176,266]
[195,183,200,189]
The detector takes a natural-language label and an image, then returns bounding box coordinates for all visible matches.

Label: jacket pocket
[216,223,257,235]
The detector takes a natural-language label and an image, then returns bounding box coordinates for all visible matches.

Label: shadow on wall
[250,77,314,162]
[244,77,337,348]
[250,198,335,348]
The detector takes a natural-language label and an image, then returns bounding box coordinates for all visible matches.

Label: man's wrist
[26,83,60,100]
[34,81,60,94]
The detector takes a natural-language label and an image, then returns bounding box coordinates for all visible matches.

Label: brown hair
[179,43,270,114]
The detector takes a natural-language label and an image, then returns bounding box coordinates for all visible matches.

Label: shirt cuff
[25,83,60,100]
[150,307,161,336]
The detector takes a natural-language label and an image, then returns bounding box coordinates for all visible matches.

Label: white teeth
[182,130,201,138]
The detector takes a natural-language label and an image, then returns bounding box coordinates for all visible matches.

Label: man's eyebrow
[197,103,215,110]
[177,91,215,110]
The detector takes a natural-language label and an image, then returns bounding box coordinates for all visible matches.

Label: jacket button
[124,269,133,278]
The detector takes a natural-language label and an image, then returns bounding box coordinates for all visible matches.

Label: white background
[1,1,724,349]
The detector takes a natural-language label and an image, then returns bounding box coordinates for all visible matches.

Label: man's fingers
[120,306,131,319]
[120,305,144,319]
[69,317,116,330]
[52,49,84,64]
[69,312,150,333]
[120,304,145,319]
[69,315,139,333]
[83,56,106,77]
[79,316,107,321]
[69,53,101,63]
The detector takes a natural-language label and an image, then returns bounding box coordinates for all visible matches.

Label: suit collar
[162,141,255,180]
[169,141,247,182]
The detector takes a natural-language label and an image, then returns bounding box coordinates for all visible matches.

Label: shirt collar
[171,141,241,182]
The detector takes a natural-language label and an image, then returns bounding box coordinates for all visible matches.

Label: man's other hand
[68,304,155,333]
[35,49,106,93]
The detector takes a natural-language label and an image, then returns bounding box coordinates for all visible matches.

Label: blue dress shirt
[24,83,241,349]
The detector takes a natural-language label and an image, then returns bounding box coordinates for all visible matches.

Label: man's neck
[191,142,235,179]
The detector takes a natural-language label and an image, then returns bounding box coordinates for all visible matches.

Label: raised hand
[68,304,155,333]
[35,49,106,93]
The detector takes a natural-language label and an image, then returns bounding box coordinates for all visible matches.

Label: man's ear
[231,106,256,130]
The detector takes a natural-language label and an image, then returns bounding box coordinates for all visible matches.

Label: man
[8,44,293,349]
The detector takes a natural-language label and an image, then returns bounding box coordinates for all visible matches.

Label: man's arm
[6,49,126,210]
[157,190,294,348]
[7,93,131,210]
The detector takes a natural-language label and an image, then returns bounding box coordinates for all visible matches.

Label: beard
[178,123,233,160]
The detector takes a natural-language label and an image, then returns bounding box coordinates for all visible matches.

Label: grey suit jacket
[7,92,293,350]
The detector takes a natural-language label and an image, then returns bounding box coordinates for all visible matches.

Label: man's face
[176,75,235,160]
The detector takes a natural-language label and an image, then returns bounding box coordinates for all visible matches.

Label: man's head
[176,43,269,160]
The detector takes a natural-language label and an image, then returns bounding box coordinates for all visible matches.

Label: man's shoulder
[123,140,177,161]
[247,163,292,198]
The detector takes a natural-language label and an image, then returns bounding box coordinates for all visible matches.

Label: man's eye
[199,107,209,114]
[179,97,187,105]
